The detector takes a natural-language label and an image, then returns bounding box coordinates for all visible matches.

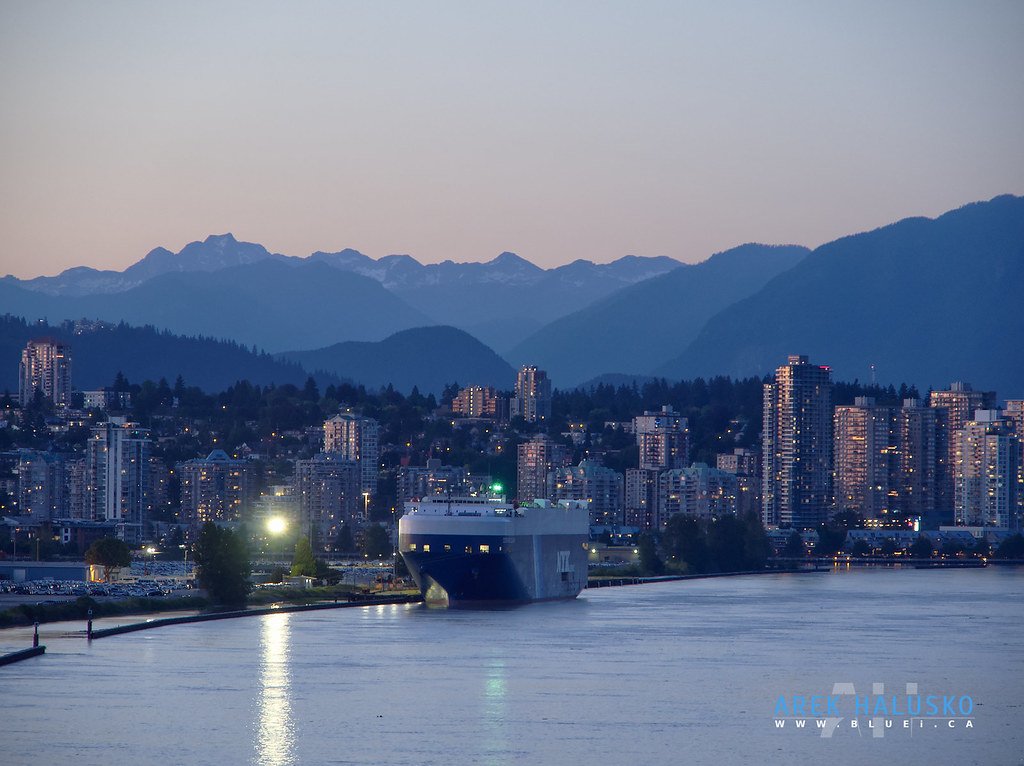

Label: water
[2,567,1022,765]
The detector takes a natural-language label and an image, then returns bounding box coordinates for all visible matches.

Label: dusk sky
[1,1,1022,279]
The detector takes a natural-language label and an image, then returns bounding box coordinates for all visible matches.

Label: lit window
[423,544,430,552]
[409,543,417,551]
[479,544,490,553]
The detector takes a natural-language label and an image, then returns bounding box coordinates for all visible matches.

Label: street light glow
[267,517,287,534]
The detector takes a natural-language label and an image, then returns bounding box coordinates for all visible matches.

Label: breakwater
[88,592,422,639]
[0,645,45,666]
[586,567,829,588]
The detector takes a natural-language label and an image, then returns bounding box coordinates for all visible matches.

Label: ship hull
[399,504,588,607]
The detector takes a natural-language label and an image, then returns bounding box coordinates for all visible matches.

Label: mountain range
[2,193,1022,398]
[658,194,1024,396]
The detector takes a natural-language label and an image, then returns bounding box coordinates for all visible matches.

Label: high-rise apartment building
[86,418,151,543]
[833,397,897,520]
[656,463,739,526]
[397,459,474,508]
[452,386,509,421]
[323,412,380,495]
[19,337,72,407]
[516,434,570,503]
[716,448,761,517]
[549,460,624,526]
[930,383,996,526]
[294,454,361,550]
[511,365,552,423]
[178,449,254,527]
[1003,400,1024,437]
[635,405,689,471]
[761,355,833,528]
[954,410,1021,530]
[17,450,68,522]
[625,468,659,529]
[897,399,938,523]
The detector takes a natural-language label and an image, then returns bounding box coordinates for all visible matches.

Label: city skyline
[2,2,1023,279]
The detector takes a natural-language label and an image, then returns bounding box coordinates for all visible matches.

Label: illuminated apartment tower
[656,463,739,526]
[897,399,938,524]
[716,448,761,517]
[929,383,996,526]
[324,412,380,495]
[833,397,897,520]
[452,385,508,421]
[87,418,151,543]
[19,337,72,407]
[1003,400,1024,437]
[954,410,1021,530]
[516,434,570,503]
[178,449,254,527]
[761,355,833,529]
[17,451,68,522]
[294,454,361,550]
[549,460,624,526]
[635,405,689,471]
[511,365,552,423]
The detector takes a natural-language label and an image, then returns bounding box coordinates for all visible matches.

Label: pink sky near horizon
[1,1,1022,280]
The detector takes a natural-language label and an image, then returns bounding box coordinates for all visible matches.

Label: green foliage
[193,522,252,605]
[84,537,132,582]
[996,533,1024,559]
[335,525,355,553]
[659,513,769,574]
[909,535,934,559]
[314,558,338,583]
[813,523,848,556]
[290,536,317,577]
[783,531,805,559]
[661,516,708,573]
[636,532,664,575]
[851,540,872,557]
[361,524,392,559]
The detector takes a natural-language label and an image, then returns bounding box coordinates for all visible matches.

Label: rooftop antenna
[871,364,876,386]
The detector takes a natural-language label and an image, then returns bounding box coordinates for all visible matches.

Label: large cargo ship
[398,494,590,607]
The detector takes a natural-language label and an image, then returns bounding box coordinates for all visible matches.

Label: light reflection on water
[255,612,295,766]
[482,659,508,766]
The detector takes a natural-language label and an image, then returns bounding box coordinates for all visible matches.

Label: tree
[362,524,392,559]
[909,535,934,559]
[813,524,847,557]
[972,537,991,558]
[783,531,805,560]
[193,522,251,605]
[291,536,317,577]
[660,515,707,573]
[996,533,1024,559]
[636,532,664,575]
[84,537,132,582]
[707,515,748,573]
[335,525,355,554]
[740,512,770,571]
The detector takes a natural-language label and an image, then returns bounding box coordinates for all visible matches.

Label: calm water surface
[2,566,1022,765]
